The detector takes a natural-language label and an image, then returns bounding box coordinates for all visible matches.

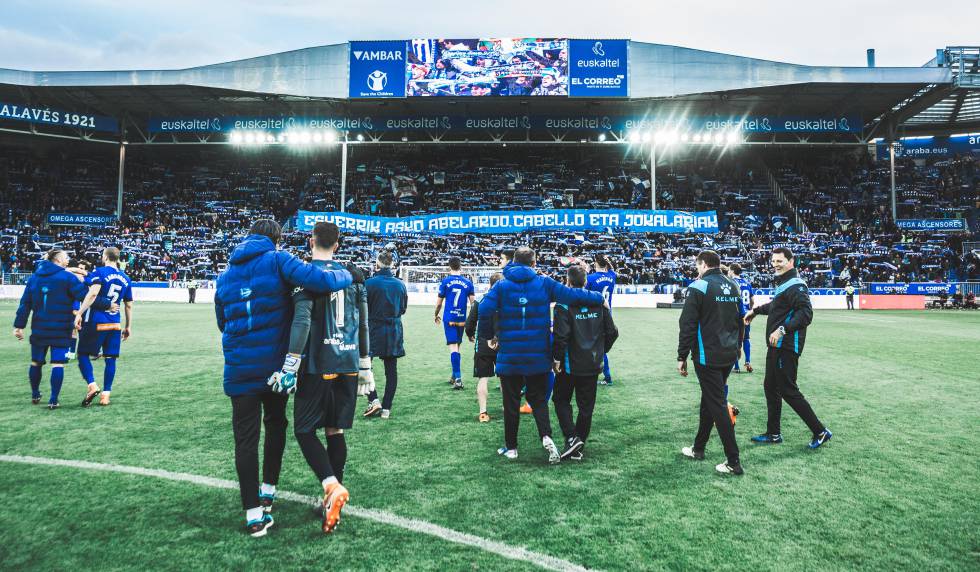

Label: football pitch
[1,301,977,571]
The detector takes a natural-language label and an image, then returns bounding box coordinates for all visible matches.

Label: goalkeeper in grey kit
[267,221,376,534]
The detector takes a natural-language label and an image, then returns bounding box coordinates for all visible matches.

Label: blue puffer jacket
[477,263,604,376]
[214,235,353,396]
[14,261,89,348]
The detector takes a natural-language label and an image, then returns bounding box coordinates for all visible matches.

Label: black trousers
[230,392,288,510]
[188,288,196,303]
[846,296,854,310]
[764,348,825,436]
[551,373,598,442]
[692,363,740,464]
[365,357,399,410]
[500,373,552,450]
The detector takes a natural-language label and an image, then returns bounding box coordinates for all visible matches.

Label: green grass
[1,301,978,571]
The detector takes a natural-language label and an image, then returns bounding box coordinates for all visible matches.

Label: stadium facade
[0,41,976,147]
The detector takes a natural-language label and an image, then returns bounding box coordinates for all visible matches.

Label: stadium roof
[0,42,976,145]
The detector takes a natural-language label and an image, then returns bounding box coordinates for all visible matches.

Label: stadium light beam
[598,133,607,142]
[356,134,365,142]
[712,133,724,145]
[641,132,652,143]
[629,132,641,143]
[725,131,739,145]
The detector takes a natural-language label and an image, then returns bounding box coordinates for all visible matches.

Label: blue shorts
[744,325,751,337]
[31,344,69,365]
[78,329,122,358]
[443,323,464,345]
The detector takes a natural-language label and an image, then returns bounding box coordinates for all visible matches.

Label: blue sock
[50,367,64,404]
[450,352,461,379]
[602,354,611,381]
[545,371,555,402]
[78,354,95,384]
[103,358,117,392]
[743,340,751,364]
[29,365,42,398]
[724,384,729,399]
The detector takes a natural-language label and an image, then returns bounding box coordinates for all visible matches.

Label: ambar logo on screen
[352,50,403,61]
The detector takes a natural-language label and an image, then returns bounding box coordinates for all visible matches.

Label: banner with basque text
[295,209,718,235]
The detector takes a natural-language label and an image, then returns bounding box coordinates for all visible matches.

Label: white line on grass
[0,454,596,572]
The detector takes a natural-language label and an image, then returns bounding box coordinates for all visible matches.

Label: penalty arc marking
[0,454,597,572]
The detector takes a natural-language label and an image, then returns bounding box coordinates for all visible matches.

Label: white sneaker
[497,446,518,459]
[542,436,561,464]
[681,446,705,460]
[380,409,390,419]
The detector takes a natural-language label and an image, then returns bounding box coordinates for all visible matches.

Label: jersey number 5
[106,283,122,313]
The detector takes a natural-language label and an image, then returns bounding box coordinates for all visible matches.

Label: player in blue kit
[68,259,117,406]
[434,257,474,390]
[75,247,134,406]
[728,264,754,373]
[586,254,617,385]
[14,249,91,409]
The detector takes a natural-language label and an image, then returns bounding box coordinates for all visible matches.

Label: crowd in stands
[1,144,977,289]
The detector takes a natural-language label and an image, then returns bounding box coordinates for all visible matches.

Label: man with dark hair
[499,248,515,269]
[465,271,503,422]
[14,249,93,409]
[552,264,618,460]
[728,263,754,373]
[586,253,617,385]
[677,250,745,475]
[434,256,474,389]
[744,248,832,450]
[362,250,408,419]
[74,247,134,406]
[478,246,605,463]
[271,221,368,535]
[214,218,353,538]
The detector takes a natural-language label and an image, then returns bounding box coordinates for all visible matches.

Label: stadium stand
[2,145,977,288]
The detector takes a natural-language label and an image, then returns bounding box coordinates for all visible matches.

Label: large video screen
[406,38,568,97]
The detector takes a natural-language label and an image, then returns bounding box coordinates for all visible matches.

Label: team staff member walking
[677,250,745,475]
[362,251,408,419]
[552,264,618,461]
[477,247,605,463]
[744,247,833,449]
[214,219,353,537]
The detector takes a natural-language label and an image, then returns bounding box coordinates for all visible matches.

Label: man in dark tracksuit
[677,250,745,475]
[362,251,407,419]
[552,264,618,461]
[465,272,502,422]
[744,247,832,449]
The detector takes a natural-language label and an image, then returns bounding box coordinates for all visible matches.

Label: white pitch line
[0,454,596,572]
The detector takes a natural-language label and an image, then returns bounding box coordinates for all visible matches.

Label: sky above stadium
[2,0,976,71]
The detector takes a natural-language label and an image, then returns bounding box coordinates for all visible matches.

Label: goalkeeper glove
[268,354,301,395]
[357,357,376,396]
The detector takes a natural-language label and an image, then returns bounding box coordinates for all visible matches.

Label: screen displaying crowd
[407,38,568,97]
